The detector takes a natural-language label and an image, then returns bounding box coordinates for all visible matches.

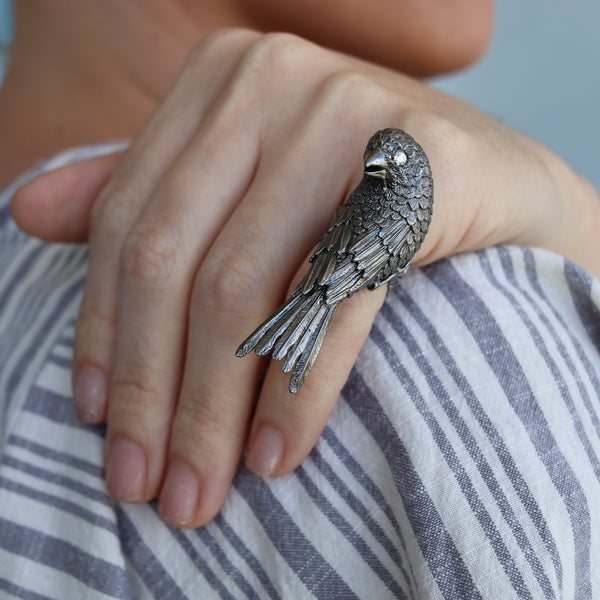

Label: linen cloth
[0,143,599,599]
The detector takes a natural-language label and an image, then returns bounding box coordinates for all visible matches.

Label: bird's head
[363,128,428,188]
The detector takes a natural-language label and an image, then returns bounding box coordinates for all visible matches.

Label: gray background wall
[433,0,600,189]
[1,1,599,188]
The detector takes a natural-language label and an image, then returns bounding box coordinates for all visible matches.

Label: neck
[0,0,252,188]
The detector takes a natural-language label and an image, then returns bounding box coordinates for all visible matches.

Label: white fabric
[1,144,599,599]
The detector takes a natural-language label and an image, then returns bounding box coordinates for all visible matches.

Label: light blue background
[1,1,599,188]
[0,0,13,84]
[433,0,600,190]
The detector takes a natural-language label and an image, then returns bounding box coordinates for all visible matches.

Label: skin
[4,0,600,529]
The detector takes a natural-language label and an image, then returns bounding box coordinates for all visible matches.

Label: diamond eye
[393,150,407,166]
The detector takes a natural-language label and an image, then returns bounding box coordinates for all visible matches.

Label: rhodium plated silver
[236,128,434,393]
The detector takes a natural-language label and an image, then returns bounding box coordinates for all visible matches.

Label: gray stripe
[1,244,79,342]
[0,576,55,600]
[149,503,252,600]
[563,261,600,347]
[8,434,104,478]
[0,203,12,225]
[425,256,591,598]
[23,386,104,437]
[308,446,413,595]
[193,527,265,600]
[23,384,79,425]
[492,248,600,476]
[321,426,418,595]
[1,250,85,440]
[115,505,188,600]
[2,455,111,506]
[369,324,533,599]
[213,516,281,600]
[0,202,14,226]
[0,517,130,599]
[165,526,237,600]
[522,249,600,436]
[0,243,81,329]
[0,245,62,402]
[0,475,116,533]
[386,283,563,591]
[343,369,482,600]
[0,241,47,316]
[295,463,408,599]
[233,466,360,599]
[56,325,77,347]
[7,262,86,395]
[46,352,73,370]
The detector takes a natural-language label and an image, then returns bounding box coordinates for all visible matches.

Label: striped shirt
[0,143,599,599]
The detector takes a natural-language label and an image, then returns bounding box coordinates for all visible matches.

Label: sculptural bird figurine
[236,128,434,393]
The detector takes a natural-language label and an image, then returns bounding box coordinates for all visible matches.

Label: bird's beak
[364,150,387,180]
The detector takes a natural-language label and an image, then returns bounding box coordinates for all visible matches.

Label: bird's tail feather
[288,304,337,393]
[236,289,337,393]
[236,294,307,358]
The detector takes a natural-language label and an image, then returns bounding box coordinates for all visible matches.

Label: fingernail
[74,365,106,423]
[159,459,200,528]
[106,437,146,501]
[246,424,284,477]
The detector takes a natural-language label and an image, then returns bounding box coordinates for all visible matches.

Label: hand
[12,29,600,528]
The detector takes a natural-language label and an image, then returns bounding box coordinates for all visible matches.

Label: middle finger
[159,78,401,527]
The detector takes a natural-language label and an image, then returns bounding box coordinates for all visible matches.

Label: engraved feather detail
[236,128,433,393]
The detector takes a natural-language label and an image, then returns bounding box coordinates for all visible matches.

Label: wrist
[540,145,600,278]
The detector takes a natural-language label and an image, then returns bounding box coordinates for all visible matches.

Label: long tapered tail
[236,289,338,393]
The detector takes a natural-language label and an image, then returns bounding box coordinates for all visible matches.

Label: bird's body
[236,128,433,392]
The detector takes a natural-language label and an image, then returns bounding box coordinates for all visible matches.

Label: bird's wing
[297,186,431,302]
[325,187,434,302]
[323,212,411,303]
[355,193,432,291]
[298,202,356,294]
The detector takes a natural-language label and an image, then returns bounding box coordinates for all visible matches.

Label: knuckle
[241,32,310,79]
[312,71,391,127]
[319,70,373,106]
[89,178,142,241]
[184,32,221,68]
[76,301,117,339]
[195,243,270,313]
[110,373,164,415]
[185,28,256,69]
[172,390,248,460]
[73,302,116,366]
[176,396,226,446]
[120,218,182,285]
[402,110,472,164]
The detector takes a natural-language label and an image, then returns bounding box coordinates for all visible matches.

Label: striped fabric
[0,144,599,599]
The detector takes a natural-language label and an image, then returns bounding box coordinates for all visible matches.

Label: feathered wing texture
[301,179,429,303]
[300,203,355,294]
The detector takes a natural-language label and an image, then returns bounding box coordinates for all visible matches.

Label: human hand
[12,29,600,528]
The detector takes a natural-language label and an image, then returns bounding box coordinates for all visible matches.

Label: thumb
[11,151,123,242]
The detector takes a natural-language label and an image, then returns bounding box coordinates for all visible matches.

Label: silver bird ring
[236,128,434,393]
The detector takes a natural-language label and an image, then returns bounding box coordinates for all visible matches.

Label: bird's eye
[393,150,407,166]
